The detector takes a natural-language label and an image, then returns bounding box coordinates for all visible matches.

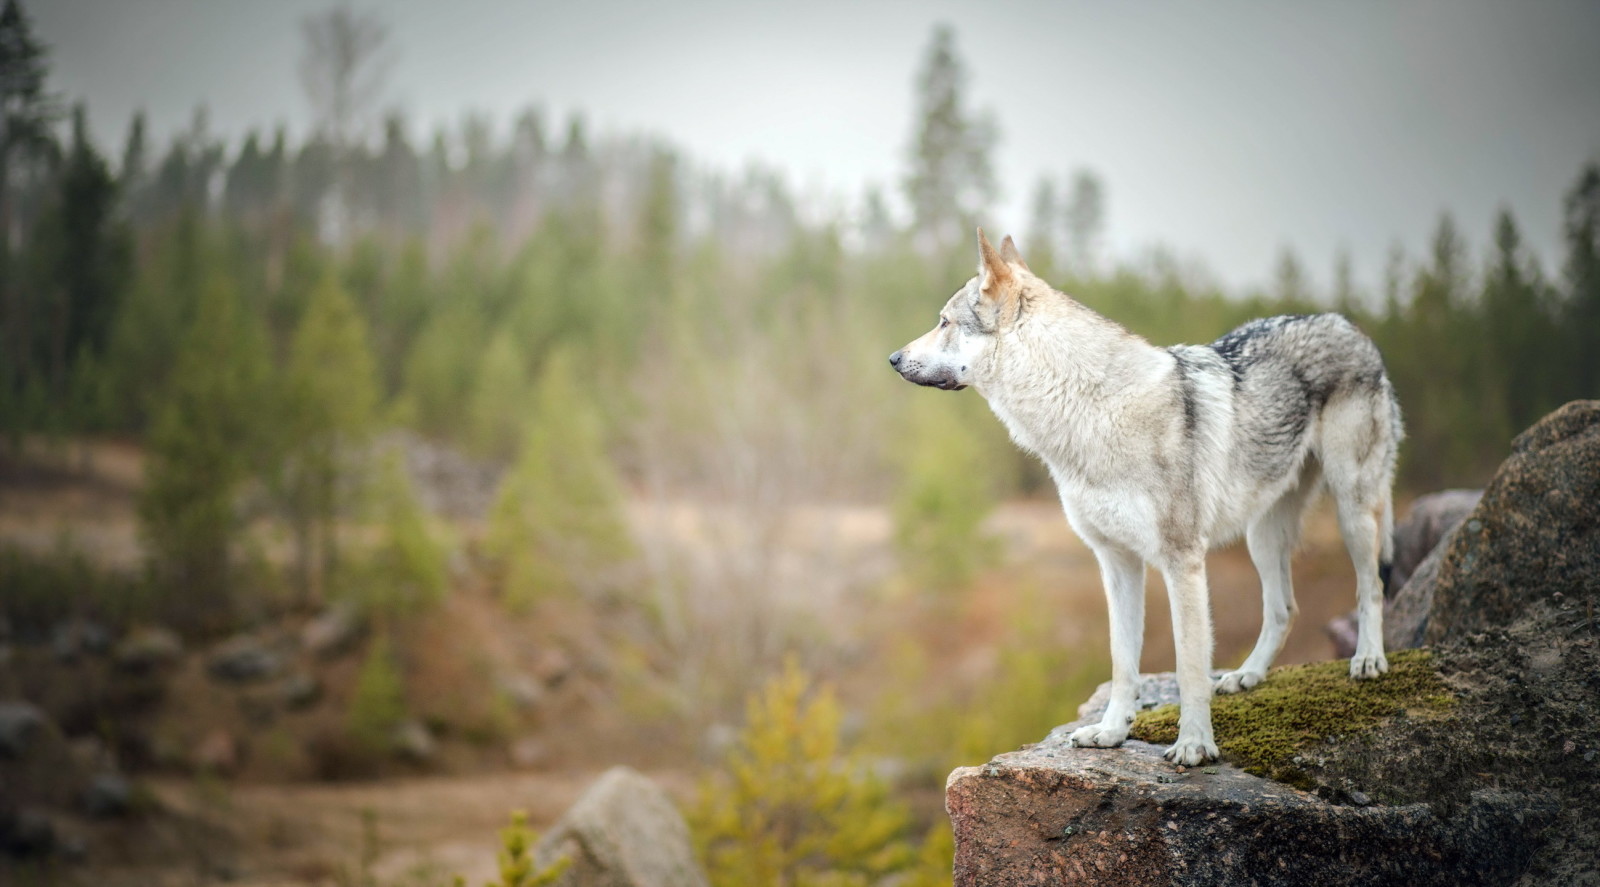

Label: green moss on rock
[1128,649,1454,787]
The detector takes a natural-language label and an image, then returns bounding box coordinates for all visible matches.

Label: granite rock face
[1422,400,1600,644]
[946,715,1549,887]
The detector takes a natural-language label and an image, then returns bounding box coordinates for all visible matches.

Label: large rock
[533,766,709,887]
[207,634,284,683]
[301,603,364,659]
[113,625,184,672]
[1423,400,1600,644]
[1328,489,1482,658]
[0,702,47,758]
[946,722,1546,887]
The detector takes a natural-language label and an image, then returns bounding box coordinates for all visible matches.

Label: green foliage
[347,631,408,754]
[355,450,448,618]
[483,810,570,887]
[891,394,999,593]
[466,330,533,462]
[484,348,633,607]
[692,660,916,887]
[0,541,155,635]
[281,269,382,598]
[1129,649,1454,787]
[137,274,272,622]
[905,24,997,248]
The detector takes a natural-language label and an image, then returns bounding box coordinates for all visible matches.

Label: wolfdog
[889,230,1402,766]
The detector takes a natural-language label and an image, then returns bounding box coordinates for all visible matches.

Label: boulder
[946,725,1547,887]
[0,702,47,758]
[51,619,113,662]
[391,720,436,763]
[302,603,364,658]
[534,766,709,887]
[1327,489,1481,658]
[207,634,283,683]
[1386,489,1483,596]
[280,671,322,710]
[82,771,133,818]
[0,808,57,858]
[1423,400,1600,644]
[113,625,184,672]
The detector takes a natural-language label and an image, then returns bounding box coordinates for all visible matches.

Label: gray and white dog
[890,230,1402,766]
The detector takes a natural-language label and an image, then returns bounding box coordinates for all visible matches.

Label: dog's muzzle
[888,351,966,391]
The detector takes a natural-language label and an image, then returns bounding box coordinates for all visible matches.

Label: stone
[496,672,545,711]
[534,766,710,887]
[52,619,113,662]
[0,702,48,758]
[112,625,184,672]
[280,672,322,710]
[301,603,364,658]
[508,736,548,769]
[1383,522,1458,650]
[0,808,57,858]
[81,772,133,818]
[1423,401,1600,644]
[391,720,436,762]
[1386,489,1483,596]
[1327,489,1481,658]
[207,634,283,683]
[946,716,1549,887]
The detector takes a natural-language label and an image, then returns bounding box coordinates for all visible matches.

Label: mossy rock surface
[1128,649,1454,787]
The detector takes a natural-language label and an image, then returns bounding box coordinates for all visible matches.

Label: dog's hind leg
[1160,550,1219,766]
[1071,546,1145,749]
[1324,393,1396,680]
[1217,462,1320,694]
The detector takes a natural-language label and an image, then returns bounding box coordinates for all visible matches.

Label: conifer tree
[347,630,407,753]
[1561,162,1600,402]
[360,450,447,618]
[903,24,997,252]
[692,660,914,887]
[467,329,532,462]
[282,269,381,600]
[137,274,271,620]
[1063,168,1105,278]
[484,348,632,607]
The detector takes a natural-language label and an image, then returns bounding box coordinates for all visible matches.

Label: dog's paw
[1070,722,1129,749]
[1214,670,1264,695]
[1163,733,1219,767]
[1349,652,1389,680]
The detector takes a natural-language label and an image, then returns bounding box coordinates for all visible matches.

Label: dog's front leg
[1071,546,1145,749]
[1160,551,1220,766]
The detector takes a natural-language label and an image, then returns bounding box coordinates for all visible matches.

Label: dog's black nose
[889,351,903,369]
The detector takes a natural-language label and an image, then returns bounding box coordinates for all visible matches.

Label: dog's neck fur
[974,273,1172,487]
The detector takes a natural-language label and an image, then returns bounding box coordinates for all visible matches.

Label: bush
[347,632,408,755]
[891,395,999,593]
[691,660,916,887]
[354,450,449,619]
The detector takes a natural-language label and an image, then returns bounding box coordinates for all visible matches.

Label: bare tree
[298,4,390,241]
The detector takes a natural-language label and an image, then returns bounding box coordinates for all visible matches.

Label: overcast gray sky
[35,0,1600,294]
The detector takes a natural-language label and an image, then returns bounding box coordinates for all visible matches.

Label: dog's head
[889,228,1027,391]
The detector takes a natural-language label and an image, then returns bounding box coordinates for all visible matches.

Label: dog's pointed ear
[976,227,1013,293]
[1000,235,1030,272]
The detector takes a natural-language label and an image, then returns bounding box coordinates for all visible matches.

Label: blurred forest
[2,1,1598,883]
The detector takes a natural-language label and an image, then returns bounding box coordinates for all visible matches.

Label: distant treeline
[2,5,1596,502]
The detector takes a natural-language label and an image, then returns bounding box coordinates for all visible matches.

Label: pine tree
[137,274,271,623]
[903,24,997,252]
[691,660,915,887]
[1560,162,1600,402]
[282,269,381,601]
[360,450,447,618]
[347,630,407,753]
[484,348,632,608]
[38,104,128,411]
[467,329,532,462]
[1062,168,1105,279]
[0,0,60,405]
[1024,175,1059,280]
[1483,209,1555,434]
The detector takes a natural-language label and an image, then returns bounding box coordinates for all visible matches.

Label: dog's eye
[939,316,950,329]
